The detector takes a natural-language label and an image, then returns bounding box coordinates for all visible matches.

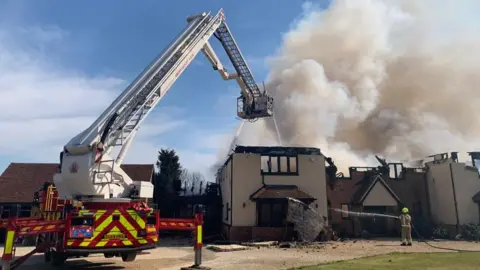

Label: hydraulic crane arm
[56,9,273,200]
[65,9,272,156]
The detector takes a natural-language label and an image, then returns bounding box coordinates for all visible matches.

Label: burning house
[216,146,328,242]
[328,152,480,238]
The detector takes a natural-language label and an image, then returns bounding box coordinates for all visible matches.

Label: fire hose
[331,208,477,252]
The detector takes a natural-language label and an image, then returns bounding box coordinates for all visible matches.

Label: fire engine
[0,8,273,269]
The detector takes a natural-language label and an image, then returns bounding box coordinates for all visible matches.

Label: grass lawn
[294,252,480,270]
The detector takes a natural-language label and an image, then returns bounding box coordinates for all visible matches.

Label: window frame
[257,200,288,227]
[260,155,299,175]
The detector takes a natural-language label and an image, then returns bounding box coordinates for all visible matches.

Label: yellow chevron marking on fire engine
[79,240,90,247]
[122,240,133,246]
[138,239,147,244]
[34,226,43,231]
[119,215,137,237]
[46,225,55,230]
[169,222,176,226]
[160,222,167,226]
[93,210,112,233]
[67,240,74,246]
[96,240,108,247]
[127,210,145,228]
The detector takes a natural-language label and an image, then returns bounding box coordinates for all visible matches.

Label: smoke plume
[231,0,480,172]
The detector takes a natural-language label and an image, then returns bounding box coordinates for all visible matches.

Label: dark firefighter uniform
[399,207,412,246]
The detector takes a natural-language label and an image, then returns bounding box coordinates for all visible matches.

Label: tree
[154,149,182,216]
[180,168,206,195]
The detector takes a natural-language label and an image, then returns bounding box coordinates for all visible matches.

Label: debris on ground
[241,241,278,247]
[278,241,326,250]
[206,244,250,252]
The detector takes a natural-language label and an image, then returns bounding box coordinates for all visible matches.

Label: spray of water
[286,198,402,242]
[226,0,480,172]
[331,208,399,219]
[272,115,283,146]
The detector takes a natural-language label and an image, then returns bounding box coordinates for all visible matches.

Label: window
[289,157,297,173]
[225,203,230,221]
[257,201,287,227]
[341,204,349,219]
[270,156,279,172]
[261,156,269,172]
[261,155,298,175]
[280,157,288,172]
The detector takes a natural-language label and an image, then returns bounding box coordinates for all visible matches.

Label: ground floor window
[257,200,287,227]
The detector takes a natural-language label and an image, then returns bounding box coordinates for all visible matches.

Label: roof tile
[250,185,314,200]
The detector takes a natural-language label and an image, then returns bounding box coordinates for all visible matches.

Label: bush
[460,223,480,241]
[432,224,449,239]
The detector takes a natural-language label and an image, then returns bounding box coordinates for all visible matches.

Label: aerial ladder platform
[0,8,273,270]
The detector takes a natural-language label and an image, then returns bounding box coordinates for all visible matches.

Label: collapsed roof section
[233,145,322,156]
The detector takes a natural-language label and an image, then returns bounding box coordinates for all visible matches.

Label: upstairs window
[261,155,298,175]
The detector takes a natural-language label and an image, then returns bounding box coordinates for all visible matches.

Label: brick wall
[224,225,290,242]
[388,170,433,236]
[252,227,286,241]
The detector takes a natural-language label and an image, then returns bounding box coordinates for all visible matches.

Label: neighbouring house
[328,163,432,237]
[328,151,480,238]
[217,146,328,242]
[425,152,480,235]
[328,168,402,237]
[0,162,155,243]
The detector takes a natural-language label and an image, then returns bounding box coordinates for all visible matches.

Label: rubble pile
[286,197,325,241]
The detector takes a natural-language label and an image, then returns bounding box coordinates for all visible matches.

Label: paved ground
[4,239,480,270]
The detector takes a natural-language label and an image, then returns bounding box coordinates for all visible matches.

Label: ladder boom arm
[63,8,272,165]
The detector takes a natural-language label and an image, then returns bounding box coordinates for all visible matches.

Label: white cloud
[0,25,185,170]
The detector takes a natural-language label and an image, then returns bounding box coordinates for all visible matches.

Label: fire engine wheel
[51,251,67,267]
[121,252,137,262]
[104,253,115,258]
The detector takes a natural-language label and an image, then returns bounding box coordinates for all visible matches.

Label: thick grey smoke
[231,0,480,172]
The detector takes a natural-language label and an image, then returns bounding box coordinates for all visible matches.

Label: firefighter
[399,207,412,246]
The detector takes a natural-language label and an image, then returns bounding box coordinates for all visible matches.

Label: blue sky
[0,0,330,179]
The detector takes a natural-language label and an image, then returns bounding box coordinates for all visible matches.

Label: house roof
[234,145,322,156]
[351,174,401,205]
[250,185,315,201]
[0,163,154,203]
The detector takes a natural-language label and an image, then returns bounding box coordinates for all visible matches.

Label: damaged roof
[250,185,315,201]
[351,174,401,205]
[0,163,154,203]
[473,191,480,203]
[234,145,322,156]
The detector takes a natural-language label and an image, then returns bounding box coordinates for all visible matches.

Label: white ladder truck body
[53,9,274,202]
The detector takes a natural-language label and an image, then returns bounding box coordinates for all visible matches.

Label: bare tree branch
[180,169,206,195]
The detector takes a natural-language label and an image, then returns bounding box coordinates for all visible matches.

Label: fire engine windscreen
[225,0,480,172]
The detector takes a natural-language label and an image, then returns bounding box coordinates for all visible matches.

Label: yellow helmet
[402,207,409,213]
